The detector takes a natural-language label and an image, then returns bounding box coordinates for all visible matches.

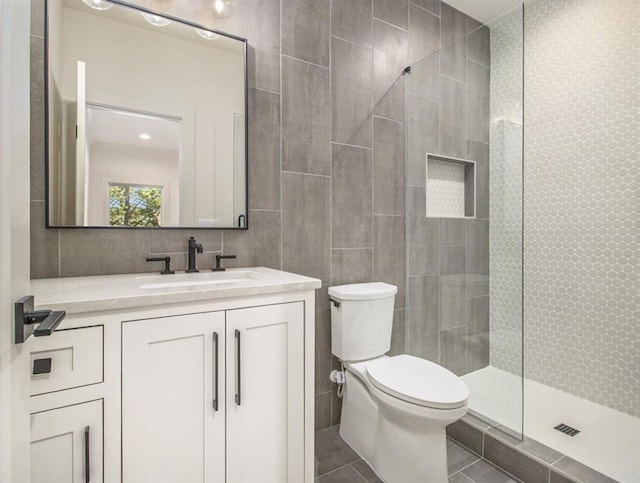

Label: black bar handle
[235,329,241,406]
[238,214,246,228]
[33,311,66,337]
[146,256,174,275]
[84,425,90,483]
[212,332,219,411]
[329,297,341,308]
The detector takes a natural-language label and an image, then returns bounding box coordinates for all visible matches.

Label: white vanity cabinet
[29,268,319,483]
[28,326,105,483]
[30,399,103,483]
[121,302,304,483]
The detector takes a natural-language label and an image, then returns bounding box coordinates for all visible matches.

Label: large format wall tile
[282,56,330,175]
[407,275,439,361]
[411,0,440,17]
[467,25,490,68]
[248,88,281,210]
[30,202,59,279]
[30,35,45,202]
[373,117,404,215]
[409,4,440,65]
[282,0,330,67]
[373,0,408,30]
[222,210,281,270]
[465,220,489,276]
[282,172,330,281]
[407,187,440,277]
[439,325,466,375]
[467,60,490,143]
[331,144,372,248]
[406,52,439,103]
[439,75,467,158]
[331,0,372,47]
[59,229,150,277]
[331,38,373,148]
[373,19,408,122]
[407,96,439,187]
[373,215,405,308]
[331,249,373,285]
[440,37,466,82]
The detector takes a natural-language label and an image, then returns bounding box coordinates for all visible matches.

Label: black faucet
[186,237,203,273]
[146,256,175,275]
[212,254,236,271]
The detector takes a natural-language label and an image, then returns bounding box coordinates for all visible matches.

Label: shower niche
[425,154,476,219]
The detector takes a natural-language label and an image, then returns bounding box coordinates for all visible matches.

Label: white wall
[60,5,244,226]
[86,143,180,226]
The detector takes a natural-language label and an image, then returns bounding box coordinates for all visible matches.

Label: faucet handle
[212,254,237,272]
[146,256,175,275]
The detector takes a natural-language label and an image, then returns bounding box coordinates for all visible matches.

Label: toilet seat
[365,355,469,409]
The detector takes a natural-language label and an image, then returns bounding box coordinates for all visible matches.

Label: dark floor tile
[315,426,360,476]
[316,464,367,483]
[448,439,481,475]
[462,459,520,483]
[447,420,483,456]
[450,473,475,483]
[484,434,548,483]
[352,459,383,483]
[552,457,617,483]
[549,471,578,483]
[486,427,563,465]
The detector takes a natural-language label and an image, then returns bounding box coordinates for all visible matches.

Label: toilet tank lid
[328,282,397,301]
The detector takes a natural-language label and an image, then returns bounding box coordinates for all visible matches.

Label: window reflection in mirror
[46,0,247,229]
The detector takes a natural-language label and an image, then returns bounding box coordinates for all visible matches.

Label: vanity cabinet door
[225,302,304,483]
[122,311,226,483]
[30,399,103,483]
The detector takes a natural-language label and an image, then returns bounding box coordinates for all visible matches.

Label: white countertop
[30,267,322,314]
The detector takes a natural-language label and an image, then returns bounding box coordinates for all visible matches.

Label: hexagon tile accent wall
[524,0,639,417]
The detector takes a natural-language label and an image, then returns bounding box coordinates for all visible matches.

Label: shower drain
[554,423,580,437]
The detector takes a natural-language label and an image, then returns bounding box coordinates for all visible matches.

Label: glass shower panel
[404,4,524,438]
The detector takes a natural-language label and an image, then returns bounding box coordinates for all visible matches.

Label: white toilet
[329,282,469,483]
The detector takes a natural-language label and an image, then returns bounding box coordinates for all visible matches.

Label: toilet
[329,282,469,483]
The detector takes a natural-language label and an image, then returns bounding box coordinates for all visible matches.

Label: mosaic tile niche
[524,0,640,417]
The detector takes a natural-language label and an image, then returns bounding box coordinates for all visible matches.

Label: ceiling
[86,106,180,151]
[443,0,540,25]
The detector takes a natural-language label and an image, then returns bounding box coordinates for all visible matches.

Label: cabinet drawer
[30,326,103,396]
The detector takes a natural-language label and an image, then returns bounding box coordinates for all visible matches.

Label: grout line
[281,170,330,179]
[372,15,408,33]
[350,462,372,483]
[251,86,281,96]
[372,113,404,124]
[331,141,373,151]
[281,53,330,70]
[330,33,372,51]
[409,1,440,18]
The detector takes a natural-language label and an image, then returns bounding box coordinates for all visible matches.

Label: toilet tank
[329,282,397,362]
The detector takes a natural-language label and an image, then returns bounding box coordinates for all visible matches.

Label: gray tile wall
[29,0,478,430]
[404,14,491,376]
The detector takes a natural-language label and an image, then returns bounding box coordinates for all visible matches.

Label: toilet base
[339,365,467,483]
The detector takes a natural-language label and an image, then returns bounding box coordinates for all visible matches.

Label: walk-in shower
[403,0,639,481]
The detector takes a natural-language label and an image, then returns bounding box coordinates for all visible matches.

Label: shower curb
[447,414,619,483]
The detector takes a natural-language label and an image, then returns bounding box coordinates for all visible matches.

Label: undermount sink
[136,270,274,290]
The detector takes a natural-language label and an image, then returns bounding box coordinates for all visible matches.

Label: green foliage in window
[109,185,162,227]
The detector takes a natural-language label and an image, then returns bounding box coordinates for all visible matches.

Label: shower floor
[462,366,640,483]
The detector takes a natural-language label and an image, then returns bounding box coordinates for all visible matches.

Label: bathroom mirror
[45,0,247,229]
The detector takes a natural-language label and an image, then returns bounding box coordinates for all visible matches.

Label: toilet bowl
[329,282,469,483]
